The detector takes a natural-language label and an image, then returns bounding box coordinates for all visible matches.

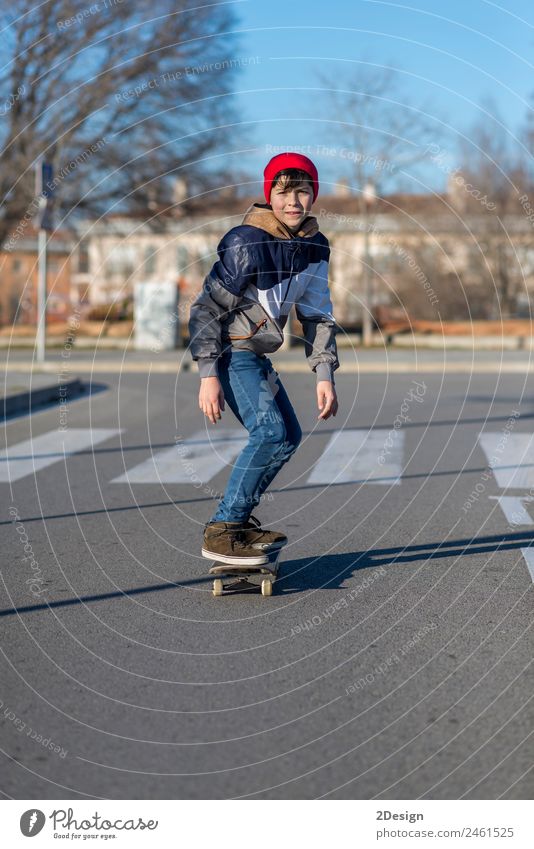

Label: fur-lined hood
[241,202,319,239]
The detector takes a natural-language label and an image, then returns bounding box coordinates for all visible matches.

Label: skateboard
[209,547,282,597]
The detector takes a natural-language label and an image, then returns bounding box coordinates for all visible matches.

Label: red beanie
[263,152,319,203]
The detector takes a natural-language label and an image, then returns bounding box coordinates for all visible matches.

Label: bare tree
[314,61,440,206]
[0,0,245,245]
[310,61,441,343]
[385,241,492,322]
[456,98,533,318]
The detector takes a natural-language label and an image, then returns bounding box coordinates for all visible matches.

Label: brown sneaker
[202,521,269,566]
[242,514,288,549]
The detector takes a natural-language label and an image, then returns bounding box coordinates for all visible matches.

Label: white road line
[520,548,534,583]
[112,428,249,485]
[0,428,122,483]
[478,434,534,583]
[479,432,534,489]
[488,495,534,526]
[306,429,404,486]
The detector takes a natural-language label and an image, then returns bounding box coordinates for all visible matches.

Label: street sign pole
[34,159,54,363]
[361,181,377,347]
[37,228,48,362]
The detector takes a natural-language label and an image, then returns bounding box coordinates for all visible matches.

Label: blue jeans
[208,350,302,524]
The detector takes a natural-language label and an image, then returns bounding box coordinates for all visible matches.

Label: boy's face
[269,178,314,231]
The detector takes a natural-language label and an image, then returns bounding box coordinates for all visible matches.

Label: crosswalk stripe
[520,549,534,583]
[0,428,122,483]
[112,428,249,485]
[478,432,534,489]
[489,495,534,526]
[306,429,404,485]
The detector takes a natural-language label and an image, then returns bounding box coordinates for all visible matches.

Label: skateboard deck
[209,548,282,597]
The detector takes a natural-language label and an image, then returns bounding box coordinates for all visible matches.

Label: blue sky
[225,0,534,195]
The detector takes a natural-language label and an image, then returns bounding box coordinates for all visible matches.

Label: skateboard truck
[208,548,282,597]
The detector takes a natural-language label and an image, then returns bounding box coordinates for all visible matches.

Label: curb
[2,377,84,419]
[1,361,192,374]
[2,335,533,351]
[1,361,533,375]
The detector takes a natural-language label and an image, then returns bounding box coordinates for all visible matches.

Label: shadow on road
[2,529,532,615]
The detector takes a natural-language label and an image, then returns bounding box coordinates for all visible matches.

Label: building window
[106,244,135,278]
[144,245,157,276]
[77,284,90,304]
[78,241,89,273]
[176,245,188,272]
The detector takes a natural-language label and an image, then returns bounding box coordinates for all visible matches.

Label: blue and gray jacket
[188,203,340,382]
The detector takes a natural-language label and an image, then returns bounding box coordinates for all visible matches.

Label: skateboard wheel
[261,578,273,597]
[212,579,223,597]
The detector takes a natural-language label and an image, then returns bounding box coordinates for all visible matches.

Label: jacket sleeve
[188,230,256,379]
[295,250,340,384]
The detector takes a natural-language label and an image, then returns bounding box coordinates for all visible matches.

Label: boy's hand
[199,376,225,424]
[317,380,338,420]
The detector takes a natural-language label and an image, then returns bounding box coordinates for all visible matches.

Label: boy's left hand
[317,380,338,420]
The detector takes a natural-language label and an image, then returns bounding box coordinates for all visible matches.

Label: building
[4,184,532,335]
[0,227,74,327]
[70,188,534,333]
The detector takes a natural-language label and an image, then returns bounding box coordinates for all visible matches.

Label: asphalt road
[1,365,533,799]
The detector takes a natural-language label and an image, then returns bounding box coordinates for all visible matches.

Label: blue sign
[34,160,54,230]
[41,162,54,198]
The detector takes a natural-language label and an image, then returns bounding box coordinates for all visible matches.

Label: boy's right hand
[199,377,225,424]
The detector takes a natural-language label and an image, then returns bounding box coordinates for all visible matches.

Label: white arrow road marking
[479,432,534,489]
[306,429,404,486]
[488,495,534,526]
[519,549,534,583]
[0,428,122,483]
[479,434,534,582]
[112,428,249,485]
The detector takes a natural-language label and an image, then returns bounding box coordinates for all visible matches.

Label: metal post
[37,228,47,362]
[362,211,372,347]
[361,181,376,347]
[34,159,54,363]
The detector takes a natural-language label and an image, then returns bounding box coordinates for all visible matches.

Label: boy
[188,152,340,565]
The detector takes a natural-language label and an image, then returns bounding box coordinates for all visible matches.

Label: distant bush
[86,299,133,321]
